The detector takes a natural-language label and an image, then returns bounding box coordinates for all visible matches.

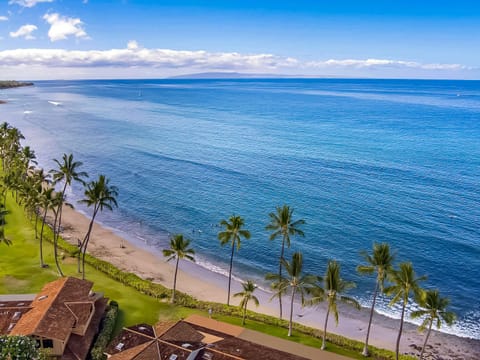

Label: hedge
[90,301,119,360]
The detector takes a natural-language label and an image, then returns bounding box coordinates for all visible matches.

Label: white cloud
[9,24,37,40]
[0,44,297,70]
[43,13,88,42]
[9,0,53,8]
[306,58,469,71]
[0,16,8,21]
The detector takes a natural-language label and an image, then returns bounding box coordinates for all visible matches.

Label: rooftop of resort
[0,277,108,360]
[105,314,349,360]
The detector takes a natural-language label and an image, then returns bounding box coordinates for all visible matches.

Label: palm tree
[266,252,321,336]
[411,289,456,359]
[321,260,360,350]
[357,242,395,356]
[162,234,195,303]
[266,205,305,319]
[218,215,251,306]
[38,187,56,267]
[79,175,118,279]
[385,262,427,360]
[234,280,260,325]
[51,153,88,275]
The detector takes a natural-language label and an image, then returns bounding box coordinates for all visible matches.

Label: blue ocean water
[1,79,479,339]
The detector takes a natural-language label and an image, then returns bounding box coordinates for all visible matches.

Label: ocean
[1,78,479,339]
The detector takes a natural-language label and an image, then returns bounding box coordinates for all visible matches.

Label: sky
[0,0,479,80]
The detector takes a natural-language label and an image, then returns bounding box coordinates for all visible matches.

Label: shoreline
[55,206,480,359]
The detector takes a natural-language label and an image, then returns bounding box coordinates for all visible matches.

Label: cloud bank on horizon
[0,0,478,79]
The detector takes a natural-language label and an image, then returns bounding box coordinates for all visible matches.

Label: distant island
[168,72,316,79]
[0,80,34,89]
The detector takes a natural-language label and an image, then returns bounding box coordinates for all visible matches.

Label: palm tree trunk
[395,300,407,360]
[362,279,380,356]
[242,301,247,326]
[420,319,433,359]
[227,241,235,306]
[322,306,331,350]
[288,287,297,336]
[39,208,47,267]
[172,257,179,303]
[34,211,39,240]
[81,209,97,280]
[278,237,285,320]
[52,211,63,276]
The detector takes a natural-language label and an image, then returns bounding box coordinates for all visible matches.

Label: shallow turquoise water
[2,78,479,338]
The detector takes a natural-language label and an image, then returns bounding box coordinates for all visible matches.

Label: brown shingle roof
[107,341,154,360]
[184,315,244,337]
[10,277,95,341]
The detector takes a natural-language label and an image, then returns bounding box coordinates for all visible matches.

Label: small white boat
[48,101,62,106]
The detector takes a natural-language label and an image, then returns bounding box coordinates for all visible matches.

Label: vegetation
[79,174,117,279]
[320,260,360,350]
[218,214,250,305]
[162,234,195,303]
[90,301,119,360]
[233,280,260,326]
[357,242,395,356]
[0,335,46,360]
[411,289,456,359]
[385,262,427,360]
[266,205,305,319]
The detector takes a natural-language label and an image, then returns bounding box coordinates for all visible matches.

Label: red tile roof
[10,277,95,341]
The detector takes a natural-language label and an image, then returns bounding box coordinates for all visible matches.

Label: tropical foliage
[386,262,427,360]
[266,205,305,319]
[411,289,456,359]
[162,234,195,303]
[357,242,395,356]
[218,214,250,305]
[234,280,260,325]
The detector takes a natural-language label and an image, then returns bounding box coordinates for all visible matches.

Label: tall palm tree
[38,187,56,267]
[79,175,118,279]
[357,242,395,356]
[411,289,456,359]
[321,260,360,350]
[266,205,305,319]
[162,234,195,303]
[51,153,88,275]
[218,215,250,306]
[234,280,260,325]
[266,252,321,336]
[385,262,427,360]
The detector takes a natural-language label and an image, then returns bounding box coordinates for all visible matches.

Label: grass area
[0,193,399,359]
[0,193,169,331]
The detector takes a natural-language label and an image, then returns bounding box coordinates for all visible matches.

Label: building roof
[106,316,309,360]
[9,277,97,341]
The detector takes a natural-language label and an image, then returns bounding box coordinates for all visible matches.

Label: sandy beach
[56,206,480,360]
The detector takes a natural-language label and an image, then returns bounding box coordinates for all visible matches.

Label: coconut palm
[385,262,427,360]
[357,242,395,356]
[234,280,260,325]
[51,153,88,275]
[162,234,195,303]
[218,215,250,306]
[321,260,360,350]
[266,252,321,336]
[79,175,118,279]
[38,187,56,267]
[266,205,305,319]
[411,289,456,359]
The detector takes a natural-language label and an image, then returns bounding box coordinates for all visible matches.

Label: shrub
[90,301,119,360]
